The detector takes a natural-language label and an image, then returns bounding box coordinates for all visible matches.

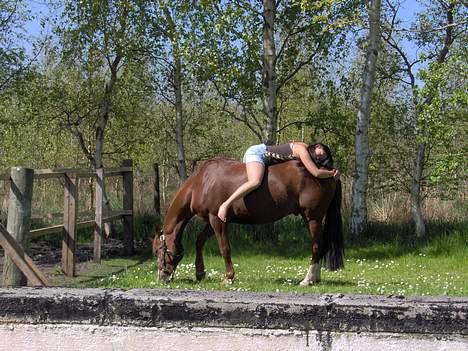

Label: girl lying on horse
[217,142,340,222]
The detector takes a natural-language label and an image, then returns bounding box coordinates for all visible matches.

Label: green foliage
[414,51,467,186]
[0,0,31,90]
[0,1,465,234]
[192,0,360,142]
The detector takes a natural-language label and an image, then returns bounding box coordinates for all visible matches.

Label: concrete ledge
[0,288,466,350]
[0,288,467,333]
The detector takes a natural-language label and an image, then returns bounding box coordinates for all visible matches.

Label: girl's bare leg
[217,162,264,222]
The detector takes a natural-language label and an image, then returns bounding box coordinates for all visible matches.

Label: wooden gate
[0,160,134,286]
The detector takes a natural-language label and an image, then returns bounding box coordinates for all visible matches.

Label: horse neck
[162,184,194,248]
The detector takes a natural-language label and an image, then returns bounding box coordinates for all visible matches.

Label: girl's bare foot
[218,203,228,222]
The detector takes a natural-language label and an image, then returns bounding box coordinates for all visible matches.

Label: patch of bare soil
[0,238,150,286]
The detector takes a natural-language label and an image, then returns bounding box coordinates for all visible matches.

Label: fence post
[62,172,78,277]
[153,163,161,216]
[2,167,33,287]
[94,168,104,263]
[122,159,134,255]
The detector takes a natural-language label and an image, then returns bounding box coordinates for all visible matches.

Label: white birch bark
[350,0,381,236]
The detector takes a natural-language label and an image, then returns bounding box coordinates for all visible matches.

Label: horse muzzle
[158,268,174,283]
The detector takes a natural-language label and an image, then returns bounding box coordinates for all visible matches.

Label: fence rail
[28,210,132,239]
[0,160,135,287]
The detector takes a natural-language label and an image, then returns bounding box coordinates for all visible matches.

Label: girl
[218,142,339,222]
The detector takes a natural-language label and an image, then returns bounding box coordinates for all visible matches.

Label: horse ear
[153,223,162,256]
[154,223,161,235]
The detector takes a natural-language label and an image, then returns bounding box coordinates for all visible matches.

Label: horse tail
[322,179,344,271]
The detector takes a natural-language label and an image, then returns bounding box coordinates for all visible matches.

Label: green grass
[66,217,468,297]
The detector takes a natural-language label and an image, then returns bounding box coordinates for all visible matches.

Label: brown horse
[153,157,343,286]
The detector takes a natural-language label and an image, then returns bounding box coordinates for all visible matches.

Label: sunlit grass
[68,219,468,297]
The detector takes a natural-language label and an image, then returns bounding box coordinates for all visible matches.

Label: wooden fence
[0,160,135,287]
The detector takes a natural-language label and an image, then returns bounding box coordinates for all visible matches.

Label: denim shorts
[242,144,267,164]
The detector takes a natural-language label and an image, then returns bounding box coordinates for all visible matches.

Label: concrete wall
[0,288,466,351]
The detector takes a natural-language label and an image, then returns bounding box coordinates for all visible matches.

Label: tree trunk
[95,55,121,168]
[410,143,426,237]
[255,0,278,240]
[350,0,381,237]
[174,54,187,183]
[262,0,277,145]
[94,55,121,236]
[162,4,187,184]
[409,3,453,238]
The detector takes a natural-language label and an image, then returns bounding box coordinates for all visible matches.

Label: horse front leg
[209,214,235,283]
[300,218,322,287]
[195,223,214,281]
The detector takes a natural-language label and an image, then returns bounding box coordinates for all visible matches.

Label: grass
[62,217,468,297]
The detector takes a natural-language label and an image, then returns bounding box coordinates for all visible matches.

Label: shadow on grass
[64,254,150,288]
[347,220,467,260]
[178,217,467,261]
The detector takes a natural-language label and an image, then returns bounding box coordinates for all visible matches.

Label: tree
[381,0,465,236]
[350,0,382,237]
[0,0,28,91]
[46,1,155,232]
[196,0,359,145]
[147,1,191,182]
[57,0,150,170]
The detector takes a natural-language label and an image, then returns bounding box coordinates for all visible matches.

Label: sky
[21,0,425,67]
[23,0,56,43]
[398,0,424,23]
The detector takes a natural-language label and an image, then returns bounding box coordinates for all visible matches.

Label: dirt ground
[0,238,150,287]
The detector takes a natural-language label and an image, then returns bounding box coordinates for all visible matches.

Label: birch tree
[350,0,381,236]
[196,0,358,145]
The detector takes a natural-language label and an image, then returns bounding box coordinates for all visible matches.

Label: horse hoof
[223,278,234,285]
[196,272,206,281]
[299,279,320,287]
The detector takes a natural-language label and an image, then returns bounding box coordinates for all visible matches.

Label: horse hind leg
[208,214,235,283]
[300,262,321,287]
[300,218,323,287]
[195,223,214,281]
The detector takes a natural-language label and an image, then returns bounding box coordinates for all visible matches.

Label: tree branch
[277,40,322,92]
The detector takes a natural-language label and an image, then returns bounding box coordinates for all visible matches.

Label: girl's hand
[333,169,340,180]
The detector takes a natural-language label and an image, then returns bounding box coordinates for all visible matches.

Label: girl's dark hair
[307,143,334,170]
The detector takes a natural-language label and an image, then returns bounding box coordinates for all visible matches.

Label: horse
[153,156,344,286]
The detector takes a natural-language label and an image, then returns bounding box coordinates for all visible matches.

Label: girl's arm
[293,142,337,179]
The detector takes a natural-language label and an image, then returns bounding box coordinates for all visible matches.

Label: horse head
[153,225,184,282]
